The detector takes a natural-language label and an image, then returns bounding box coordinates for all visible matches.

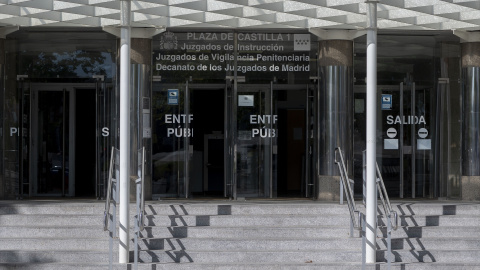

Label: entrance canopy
[0,0,479,30]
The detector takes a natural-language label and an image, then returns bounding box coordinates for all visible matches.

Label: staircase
[0,201,479,269]
[0,201,110,269]
[134,202,362,269]
[375,202,480,269]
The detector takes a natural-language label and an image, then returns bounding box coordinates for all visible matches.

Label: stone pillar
[103,27,163,200]
[309,29,365,201]
[317,40,353,201]
[454,31,480,201]
[461,41,480,200]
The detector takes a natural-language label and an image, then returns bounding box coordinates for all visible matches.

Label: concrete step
[376,237,480,250]
[0,215,104,226]
[4,236,477,253]
[132,237,362,251]
[146,203,351,216]
[0,202,351,216]
[134,250,363,263]
[2,262,480,270]
[1,201,477,216]
[0,226,106,238]
[0,238,109,251]
[377,225,480,238]
[377,249,480,263]
[373,262,480,270]
[130,237,480,252]
[140,225,355,239]
[144,214,352,227]
[0,203,105,215]
[0,250,111,263]
[377,215,480,227]
[0,213,352,227]
[387,203,480,216]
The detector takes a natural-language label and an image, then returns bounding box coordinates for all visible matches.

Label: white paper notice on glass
[238,95,254,107]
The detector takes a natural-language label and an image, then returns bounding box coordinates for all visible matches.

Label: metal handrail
[134,147,146,270]
[376,163,398,231]
[103,147,116,231]
[335,147,360,230]
[373,158,398,270]
[139,147,146,231]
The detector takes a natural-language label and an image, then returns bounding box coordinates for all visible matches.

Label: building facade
[0,1,479,201]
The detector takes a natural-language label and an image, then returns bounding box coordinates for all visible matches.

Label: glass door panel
[236,84,274,198]
[378,83,434,198]
[152,82,191,198]
[274,86,308,198]
[18,79,30,197]
[413,85,433,198]
[96,79,116,199]
[224,82,233,198]
[234,83,309,199]
[34,90,70,195]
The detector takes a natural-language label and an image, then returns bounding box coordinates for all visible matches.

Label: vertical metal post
[445,80,451,198]
[314,68,320,199]
[387,213,392,270]
[400,83,404,198]
[134,178,140,270]
[184,81,190,198]
[305,84,310,198]
[365,0,378,264]
[62,88,66,196]
[108,180,115,270]
[411,83,416,198]
[95,81,99,199]
[269,81,273,198]
[340,179,344,205]
[18,78,24,199]
[362,150,366,205]
[232,32,238,200]
[224,83,229,197]
[361,212,366,270]
[119,0,131,264]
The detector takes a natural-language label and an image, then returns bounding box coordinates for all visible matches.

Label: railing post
[387,212,392,270]
[340,179,344,205]
[361,212,366,270]
[134,178,141,270]
[109,179,116,270]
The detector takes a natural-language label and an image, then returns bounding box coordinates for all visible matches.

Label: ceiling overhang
[0,0,478,31]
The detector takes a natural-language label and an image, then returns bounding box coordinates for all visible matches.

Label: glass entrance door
[379,82,435,198]
[152,82,227,199]
[95,77,117,199]
[233,83,310,199]
[151,81,312,199]
[235,84,275,198]
[29,82,109,197]
[31,88,72,196]
[152,81,191,198]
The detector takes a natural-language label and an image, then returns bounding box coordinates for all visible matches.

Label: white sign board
[238,95,254,107]
[384,139,399,150]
